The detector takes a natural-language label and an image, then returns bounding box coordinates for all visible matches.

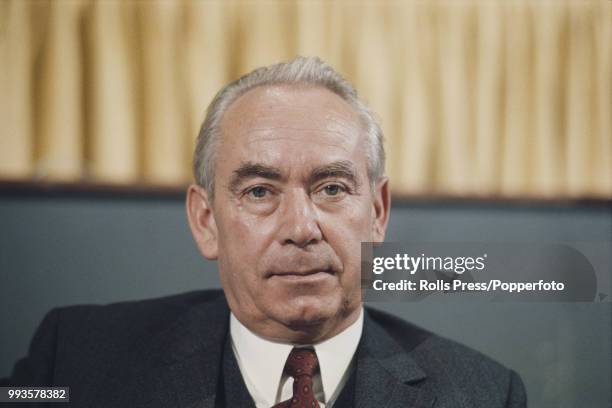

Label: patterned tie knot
[284,348,319,378]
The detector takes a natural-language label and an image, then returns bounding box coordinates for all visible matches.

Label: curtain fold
[474,2,503,194]
[532,2,564,196]
[36,0,84,180]
[139,0,187,184]
[398,3,437,193]
[0,0,609,197]
[86,0,138,182]
[0,0,33,179]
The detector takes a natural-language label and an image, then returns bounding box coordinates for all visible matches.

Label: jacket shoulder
[9,290,227,386]
[54,289,226,335]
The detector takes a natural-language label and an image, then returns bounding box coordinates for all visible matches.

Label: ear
[371,177,391,242]
[186,184,219,260]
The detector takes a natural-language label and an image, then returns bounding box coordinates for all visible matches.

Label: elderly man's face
[188,85,389,342]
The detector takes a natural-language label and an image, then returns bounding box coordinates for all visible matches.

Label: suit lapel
[88,295,434,408]
[355,309,436,408]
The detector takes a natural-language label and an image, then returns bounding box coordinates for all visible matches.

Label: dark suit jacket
[8,290,526,407]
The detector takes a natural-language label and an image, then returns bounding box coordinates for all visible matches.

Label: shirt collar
[230,308,364,405]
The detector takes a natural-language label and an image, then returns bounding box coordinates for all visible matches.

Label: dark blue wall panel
[1,192,610,407]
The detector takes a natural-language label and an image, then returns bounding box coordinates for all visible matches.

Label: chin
[274,294,342,328]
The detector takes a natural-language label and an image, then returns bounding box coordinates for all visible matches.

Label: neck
[234,306,362,345]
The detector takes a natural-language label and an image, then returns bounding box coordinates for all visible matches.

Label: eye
[324,184,342,196]
[247,186,269,199]
[318,183,349,198]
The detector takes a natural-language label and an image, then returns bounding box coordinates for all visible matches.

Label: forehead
[217,84,367,176]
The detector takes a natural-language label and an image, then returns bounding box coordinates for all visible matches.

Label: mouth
[268,269,335,280]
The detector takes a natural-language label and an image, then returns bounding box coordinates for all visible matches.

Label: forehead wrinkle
[241,134,354,154]
[243,126,357,139]
[239,126,358,152]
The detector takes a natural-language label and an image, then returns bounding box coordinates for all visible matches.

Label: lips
[270,269,333,277]
[264,251,341,279]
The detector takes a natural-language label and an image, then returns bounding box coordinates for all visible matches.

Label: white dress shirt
[229,308,364,408]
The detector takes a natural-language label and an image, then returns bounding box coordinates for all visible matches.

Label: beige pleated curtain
[1,0,610,197]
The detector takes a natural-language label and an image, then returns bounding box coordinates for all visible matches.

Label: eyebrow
[227,159,361,193]
[309,160,361,190]
[228,162,284,193]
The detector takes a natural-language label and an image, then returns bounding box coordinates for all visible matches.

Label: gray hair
[193,56,385,199]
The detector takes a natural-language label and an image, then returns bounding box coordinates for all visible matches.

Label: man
[9,57,526,407]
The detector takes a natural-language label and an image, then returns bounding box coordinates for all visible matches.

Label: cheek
[328,197,374,237]
[320,199,373,272]
[216,210,278,275]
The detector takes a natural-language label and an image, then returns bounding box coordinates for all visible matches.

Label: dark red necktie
[272,348,321,408]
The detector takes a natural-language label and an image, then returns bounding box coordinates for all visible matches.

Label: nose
[278,188,322,248]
